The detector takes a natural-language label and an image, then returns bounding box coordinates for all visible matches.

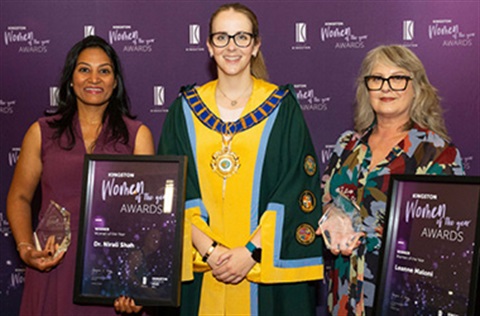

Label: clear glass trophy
[318,193,364,253]
[33,200,71,258]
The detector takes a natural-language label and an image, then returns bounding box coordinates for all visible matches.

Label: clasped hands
[315,203,364,256]
[208,244,256,285]
[18,235,65,272]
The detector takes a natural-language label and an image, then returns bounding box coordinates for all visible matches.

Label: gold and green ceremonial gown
[158,78,323,316]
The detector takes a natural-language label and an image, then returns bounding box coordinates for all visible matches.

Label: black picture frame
[74,154,187,307]
[375,175,480,315]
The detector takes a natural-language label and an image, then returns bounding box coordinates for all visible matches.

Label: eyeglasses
[209,32,256,48]
[364,75,413,91]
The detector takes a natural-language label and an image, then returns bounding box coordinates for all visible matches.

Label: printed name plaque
[375,175,480,316]
[74,154,186,306]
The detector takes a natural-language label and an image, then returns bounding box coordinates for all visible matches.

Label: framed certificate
[74,154,187,306]
[375,175,480,315]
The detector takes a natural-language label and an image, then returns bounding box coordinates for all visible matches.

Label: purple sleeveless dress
[19,114,142,316]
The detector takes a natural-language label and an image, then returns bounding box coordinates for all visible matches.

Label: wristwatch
[245,241,262,263]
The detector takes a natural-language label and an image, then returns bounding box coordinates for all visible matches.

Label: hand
[211,247,256,284]
[205,244,229,270]
[316,226,363,256]
[19,236,65,271]
[316,206,364,256]
[114,296,143,314]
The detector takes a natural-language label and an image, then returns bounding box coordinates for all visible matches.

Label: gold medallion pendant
[211,135,240,179]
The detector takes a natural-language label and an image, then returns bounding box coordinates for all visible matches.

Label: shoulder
[270,82,293,100]
[336,130,358,147]
[181,83,199,92]
[20,121,42,155]
[172,83,199,105]
[329,130,360,158]
[134,125,155,155]
[26,120,42,139]
[36,115,59,140]
[122,115,143,130]
[263,83,299,113]
[136,124,153,137]
[37,114,60,128]
[37,116,49,125]
[119,117,154,154]
[278,83,294,95]
[407,125,451,149]
[186,81,208,96]
[408,126,464,174]
[163,85,196,118]
[255,78,278,91]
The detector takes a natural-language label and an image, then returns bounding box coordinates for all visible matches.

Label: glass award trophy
[33,200,71,258]
[318,193,364,253]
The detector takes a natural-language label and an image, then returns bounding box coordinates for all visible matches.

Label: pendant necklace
[211,122,240,198]
[217,84,252,107]
[211,84,252,197]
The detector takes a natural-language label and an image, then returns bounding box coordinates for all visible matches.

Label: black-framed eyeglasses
[364,75,413,91]
[209,32,256,48]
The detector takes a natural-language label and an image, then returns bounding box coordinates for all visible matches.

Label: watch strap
[246,241,256,253]
[246,241,261,263]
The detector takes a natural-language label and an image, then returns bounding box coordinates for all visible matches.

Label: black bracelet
[202,241,218,262]
[245,241,262,263]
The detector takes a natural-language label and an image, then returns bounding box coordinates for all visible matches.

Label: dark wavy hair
[48,35,134,149]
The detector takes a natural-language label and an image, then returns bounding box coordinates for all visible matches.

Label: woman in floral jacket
[320,45,464,316]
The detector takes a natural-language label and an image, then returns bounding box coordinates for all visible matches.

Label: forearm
[191,224,231,271]
[7,196,34,246]
[6,122,42,247]
[191,224,214,256]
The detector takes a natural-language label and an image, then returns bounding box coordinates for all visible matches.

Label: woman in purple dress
[7,35,154,315]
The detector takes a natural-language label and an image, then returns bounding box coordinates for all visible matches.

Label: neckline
[183,84,288,135]
[75,113,106,154]
[216,83,253,108]
[217,105,246,122]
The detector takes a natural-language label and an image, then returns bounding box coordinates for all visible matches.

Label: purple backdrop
[1,1,479,315]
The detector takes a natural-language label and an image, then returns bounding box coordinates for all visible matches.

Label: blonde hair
[354,45,449,140]
[209,2,269,81]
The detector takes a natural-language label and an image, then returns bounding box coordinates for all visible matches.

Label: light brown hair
[209,2,269,81]
[355,45,449,140]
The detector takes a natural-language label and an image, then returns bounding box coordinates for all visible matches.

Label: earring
[252,53,257,58]
[70,82,73,87]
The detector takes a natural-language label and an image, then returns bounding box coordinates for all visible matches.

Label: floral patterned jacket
[322,123,464,316]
